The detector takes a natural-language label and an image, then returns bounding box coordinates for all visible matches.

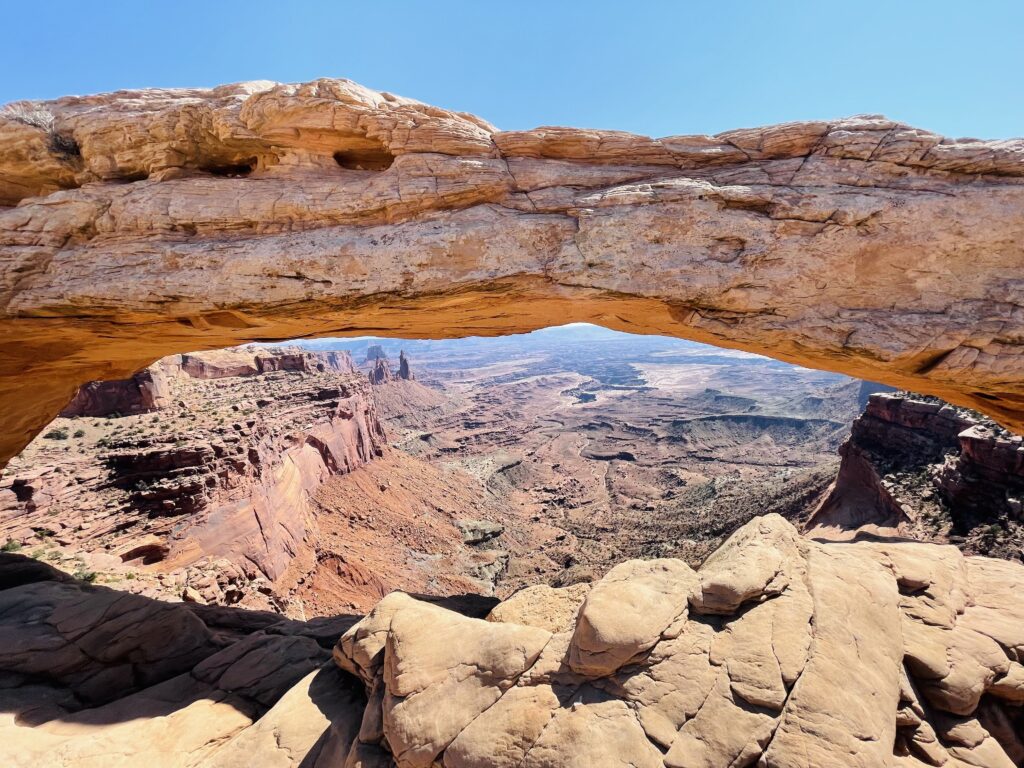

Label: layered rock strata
[60,364,174,417]
[811,392,1024,560]
[0,346,386,606]
[2,79,1024,466]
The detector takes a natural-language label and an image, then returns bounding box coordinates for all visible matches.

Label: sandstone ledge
[1,79,1023,464]
[2,514,1023,766]
[335,514,1024,768]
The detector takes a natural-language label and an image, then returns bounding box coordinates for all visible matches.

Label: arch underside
[1,79,1022,466]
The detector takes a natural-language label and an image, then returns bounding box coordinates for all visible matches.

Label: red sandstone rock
[0,346,387,600]
[398,351,415,381]
[61,365,173,417]
[367,357,395,385]
[2,80,1024,468]
[810,392,1024,561]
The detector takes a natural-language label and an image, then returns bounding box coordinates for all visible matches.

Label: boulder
[333,514,1024,767]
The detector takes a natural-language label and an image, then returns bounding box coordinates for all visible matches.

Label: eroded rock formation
[2,79,1024,466]
[810,392,1024,560]
[1,346,386,609]
[398,351,414,381]
[332,515,1024,768]
[0,552,366,768]
[179,346,357,379]
[60,364,173,417]
[5,514,1023,767]
[368,356,396,385]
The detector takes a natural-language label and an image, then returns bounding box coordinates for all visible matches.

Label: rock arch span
[1,78,1022,466]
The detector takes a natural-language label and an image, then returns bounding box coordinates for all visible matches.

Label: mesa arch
[1,78,1022,467]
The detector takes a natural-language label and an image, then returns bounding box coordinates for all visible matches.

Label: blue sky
[2,1,1021,139]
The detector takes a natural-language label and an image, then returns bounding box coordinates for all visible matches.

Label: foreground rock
[3,514,1023,766]
[335,515,1024,767]
[2,79,1024,466]
[0,552,365,768]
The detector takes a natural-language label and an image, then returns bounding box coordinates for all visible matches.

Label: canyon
[0,345,523,615]
[1,77,1023,767]
[0,329,869,614]
[3,331,1024,767]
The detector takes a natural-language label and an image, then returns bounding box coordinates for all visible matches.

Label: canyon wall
[810,392,1024,559]
[0,347,386,598]
[2,79,1023,464]
[60,364,174,417]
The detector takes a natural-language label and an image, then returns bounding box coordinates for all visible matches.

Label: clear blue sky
[2,1,1021,139]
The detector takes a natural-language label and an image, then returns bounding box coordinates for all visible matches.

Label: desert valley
[1,326,878,616]
[3,327,1023,766]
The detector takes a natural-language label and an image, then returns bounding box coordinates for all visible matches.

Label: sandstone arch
[1,78,1022,466]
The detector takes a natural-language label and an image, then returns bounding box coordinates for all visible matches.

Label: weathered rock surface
[368,356,396,385]
[0,345,386,609]
[456,518,503,545]
[335,514,1024,767]
[2,79,1024,465]
[398,351,415,381]
[61,363,174,417]
[179,346,356,380]
[3,514,1024,766]
[0,550,363,768]
[811,392,1024,561]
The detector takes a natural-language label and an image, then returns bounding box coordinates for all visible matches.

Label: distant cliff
[810,392,1024,561]
[1,346,385,608]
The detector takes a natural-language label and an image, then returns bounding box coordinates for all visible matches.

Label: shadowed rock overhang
[1,78,1022,466]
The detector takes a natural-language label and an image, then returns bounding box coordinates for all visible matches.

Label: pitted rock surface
[2,79,1024,465]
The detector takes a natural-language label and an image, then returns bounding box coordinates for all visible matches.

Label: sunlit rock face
[1,346,386,605]
[335,515,1024,768]
[2,78,1024,465]
[810,392,1024,560]
[2,515,1023,766]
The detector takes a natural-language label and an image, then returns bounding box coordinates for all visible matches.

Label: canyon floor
[324,325,871,589]
[2,326,872,616]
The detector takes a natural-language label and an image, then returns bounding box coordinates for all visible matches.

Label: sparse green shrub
[1,539,22,553]
[73,429,85,438]
[73,568,98,583]
[44,428,69,440]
